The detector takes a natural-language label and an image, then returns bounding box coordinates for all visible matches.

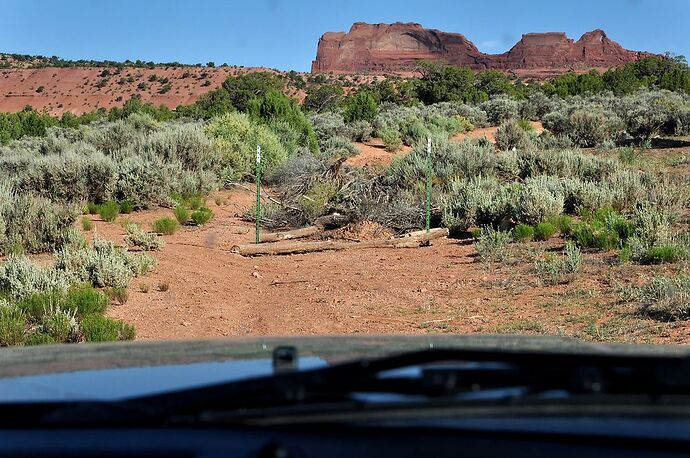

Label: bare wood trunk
[231,228,448,257]
[403,228,449,238]
[260,226,321,243]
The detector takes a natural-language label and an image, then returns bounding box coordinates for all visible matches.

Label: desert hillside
[0,65,302,116]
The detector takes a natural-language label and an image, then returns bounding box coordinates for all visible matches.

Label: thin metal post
[256,145,261,244]
[426,136,432,234]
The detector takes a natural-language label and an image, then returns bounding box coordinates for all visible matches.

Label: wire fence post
[426,136,432,235]
[255,145,261,244]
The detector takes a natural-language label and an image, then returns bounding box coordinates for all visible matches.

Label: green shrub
[618,147,641,165]
[426,115,463,136]
[119,321,136,340]
[594,230,621,251]
[569,209,635,251]
[191,207,214,225]
[15,285,107,321]
[158,281,170,292]
[81,315,135,342]
[106,286,129,304]
[139,283,150,293]
[474,227,512,263]
[64,284,108,317]
[533,222,557,241]
[152,217,179,235]
[454,116,475,133]
[570,221,595,248]
[118,200,134,214]
[174,206,190,224]
[0,305,26,346]
[343,91,378,123]
[246,88,318,152]
[516,118,535,132]
[205,112,288,180]
[98,201,119,222]
[570,221,620,250]
[14,292,59,320]
[512,224,534,242]
[186,195,205,210]
[81,216,94,231]
[641,244,689,264]
[87,202,100,215]
[24,332,56,346]
[548,214,573,235]
[381,128,403,152]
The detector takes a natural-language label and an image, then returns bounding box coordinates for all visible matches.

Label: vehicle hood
[1,335,688,402]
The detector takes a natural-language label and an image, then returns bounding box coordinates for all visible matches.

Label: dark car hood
[1,335,689,402]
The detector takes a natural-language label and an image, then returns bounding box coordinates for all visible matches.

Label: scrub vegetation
[2,55,690,345]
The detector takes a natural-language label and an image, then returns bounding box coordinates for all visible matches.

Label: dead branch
[231,228,448,256]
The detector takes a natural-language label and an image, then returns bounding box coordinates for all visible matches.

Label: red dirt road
[88,188,690,344]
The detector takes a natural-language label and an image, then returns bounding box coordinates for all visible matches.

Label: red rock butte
[311,22,653,78]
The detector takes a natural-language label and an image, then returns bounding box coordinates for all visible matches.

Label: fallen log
[231,228,448,256]
[404,228,449,238]
[260,226,321,243]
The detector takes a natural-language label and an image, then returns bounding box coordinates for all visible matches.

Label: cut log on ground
[404,228,448,238]
[231,228,448,256]
[260,226,321,243]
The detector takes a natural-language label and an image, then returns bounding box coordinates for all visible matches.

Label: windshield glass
[0,0,688,391]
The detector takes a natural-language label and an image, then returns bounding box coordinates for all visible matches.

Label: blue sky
[1,0,688,71]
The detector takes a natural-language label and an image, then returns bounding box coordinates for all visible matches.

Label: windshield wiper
[7,347,690,427]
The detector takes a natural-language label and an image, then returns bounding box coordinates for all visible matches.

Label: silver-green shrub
[494,119,534,151]
[319,136,359,159]
[474,226,512,263]
[123,223,165,251]
[0,255,71,300]
[54,234,155,289]
[480,96,519,125]
[535,242,581,285]
[442,176,512,230]
[623,273,690,320]
[516,177,565,224]
[0,183,80,255]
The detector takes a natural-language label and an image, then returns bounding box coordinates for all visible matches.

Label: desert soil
[87,183,690,345]
[0,65,382,116]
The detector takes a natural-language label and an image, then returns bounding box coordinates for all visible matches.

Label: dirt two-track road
[87,184,689,345]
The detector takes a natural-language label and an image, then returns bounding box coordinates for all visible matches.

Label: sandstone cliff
[312,22,652,78]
